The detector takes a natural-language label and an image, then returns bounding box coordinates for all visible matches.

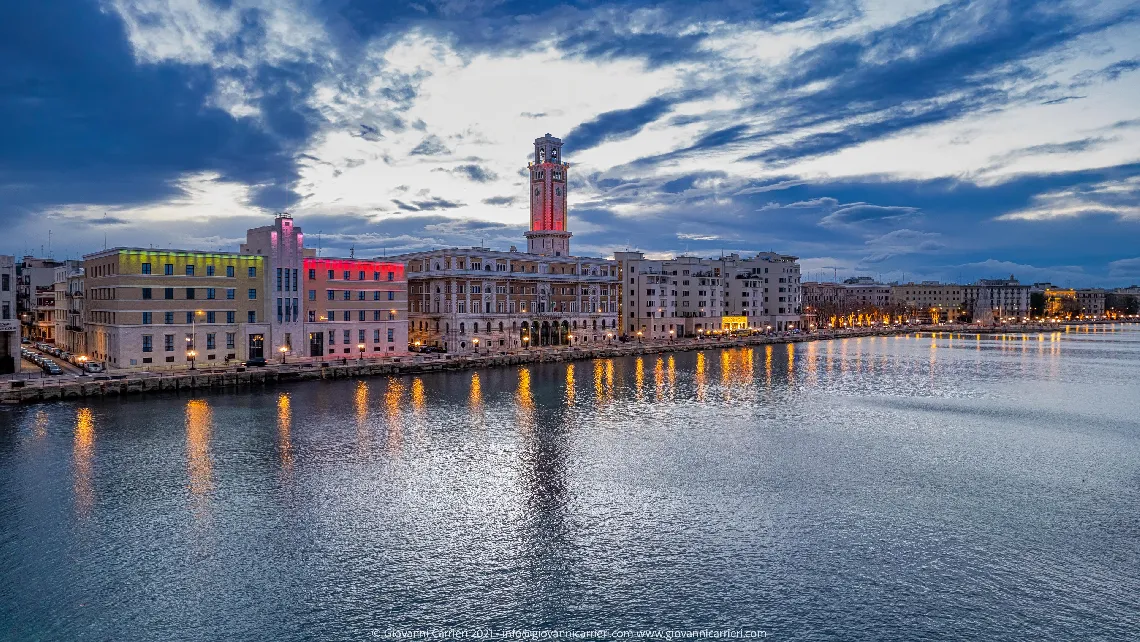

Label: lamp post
[566,334,573,348]
[187,349,197,370]
[523,335,530,350]
[357,343,365,362]
[606,332,613,344]
[472,337,480,355]
[669,329,675,343]
[698,328,703,340]
[279,345,288,364]
[637,330,643,344]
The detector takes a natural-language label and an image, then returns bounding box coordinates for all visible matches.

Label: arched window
[459,322,465,334]
[498,322,504,332]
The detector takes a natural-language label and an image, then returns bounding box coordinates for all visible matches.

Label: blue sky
[3,0,1140,285]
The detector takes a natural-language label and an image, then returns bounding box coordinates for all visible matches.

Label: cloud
[392,196,465,211]
[409,135,451,156]
[482,195,516,206]
[863,229,945,263]
[820,204,919,228]
[1107,257,1140,279]
[996,176,1140,221]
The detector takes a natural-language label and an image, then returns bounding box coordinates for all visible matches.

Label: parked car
[243,357,267,367]
[43,363,63,375]
[83,362,104,373]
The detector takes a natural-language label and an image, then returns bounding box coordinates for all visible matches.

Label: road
[23,346,86,376]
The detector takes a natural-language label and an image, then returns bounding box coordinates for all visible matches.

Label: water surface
[2,327,1138,640]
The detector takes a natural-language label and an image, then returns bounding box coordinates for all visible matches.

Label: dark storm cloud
[566,96,676,151]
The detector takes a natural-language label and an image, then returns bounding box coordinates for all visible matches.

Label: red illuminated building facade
[525,134,572,257]
[301,258,408,358]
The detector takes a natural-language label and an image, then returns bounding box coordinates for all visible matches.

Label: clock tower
[524,133,572,256]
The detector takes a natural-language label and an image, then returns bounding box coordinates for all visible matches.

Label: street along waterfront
[1,327,1138,640]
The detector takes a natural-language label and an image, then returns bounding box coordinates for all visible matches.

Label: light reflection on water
[2,328,1140,641]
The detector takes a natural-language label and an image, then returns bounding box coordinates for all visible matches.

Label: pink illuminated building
[301,257,408,358]
[525,134,572,257]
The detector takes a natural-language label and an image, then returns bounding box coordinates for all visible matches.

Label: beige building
[891,282,966,322]
[965,276,1031,323]
[614,251,802,338]
[401,248,618,353]
[1076,289,1106,317]
[83,248,269,369]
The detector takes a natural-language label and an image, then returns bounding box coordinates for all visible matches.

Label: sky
[3,0,1140,286]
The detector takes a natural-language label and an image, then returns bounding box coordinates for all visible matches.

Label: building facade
[615,251,802,338]
[0,256,18,374]
[82,248,269,369]
[402,248,618,353]
[964,276,1031,323]
[891,282,966,322]
[301,257,408,359]
[1076,289,1106,317]
[52,264,87,355]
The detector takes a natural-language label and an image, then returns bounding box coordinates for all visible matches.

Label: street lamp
[606,332,613,344]
[523,335,530,350]
[697,328,704,339]
[472,337,480,354]
[187,349,197,370]
[279,345,288,364]
[566,334,573,348]
[637,330,643,344]
[357,342,365,362]
[669,329,675,343]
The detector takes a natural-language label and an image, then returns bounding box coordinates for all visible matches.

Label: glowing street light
[279,345,288,364]
[523,335,530,349]
[637,330,643,344]
[357,343,365,361]
[187,349,197,370]
[472,337,480,354]
[669,329,675,343]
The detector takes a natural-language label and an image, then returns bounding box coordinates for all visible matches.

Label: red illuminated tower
[524,133,572,257]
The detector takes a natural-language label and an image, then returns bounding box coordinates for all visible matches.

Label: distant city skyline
[4,0,1140,286]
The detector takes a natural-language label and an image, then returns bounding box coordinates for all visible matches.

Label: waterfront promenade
[2,321,1131,405]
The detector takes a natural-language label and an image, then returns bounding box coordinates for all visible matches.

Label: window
[327,290,335,301]
[164,288,174,300]
[343,291,351,300]
[373,310,381,321]
[358,291,365,301]
[373,272,380,281]
[373,291,380,301]
[164,334,174,351]
[248,267,257,278]
[328,270,334,279]
[277,268,283,291]
[206,288,215,300]
[344,271,351,280]
[309,290,316,301]
[343,311,350,321]
[328,330,336,345]
[141,263,151,275]
[374,329,380,342]
[186,288,195,300]
[358,329,365,343]
[142,335,153,352]
[142,312,152,325]
[185,312,193,324]
[308,269,315,280]
[206,265,215,276]
[206,311,216,324]
[387,328,394,342]
[226,311,235,324]
[358,310,366,322]
[248,311,256,323]
[165,264,174,275]
[206,334,216,350]
[226,288,235,300]
[226,333,235,349]
[248,289,257,300]
[164,312,174,324]
[358,271,365,280]
[343,330,350,343]
[142,288,152,300]
[308,310,315,322]
[227,266,235,278]
[186,265,195,276]
[327,310,334,322]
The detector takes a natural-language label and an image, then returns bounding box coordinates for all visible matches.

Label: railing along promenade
[3,319,1134,405]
